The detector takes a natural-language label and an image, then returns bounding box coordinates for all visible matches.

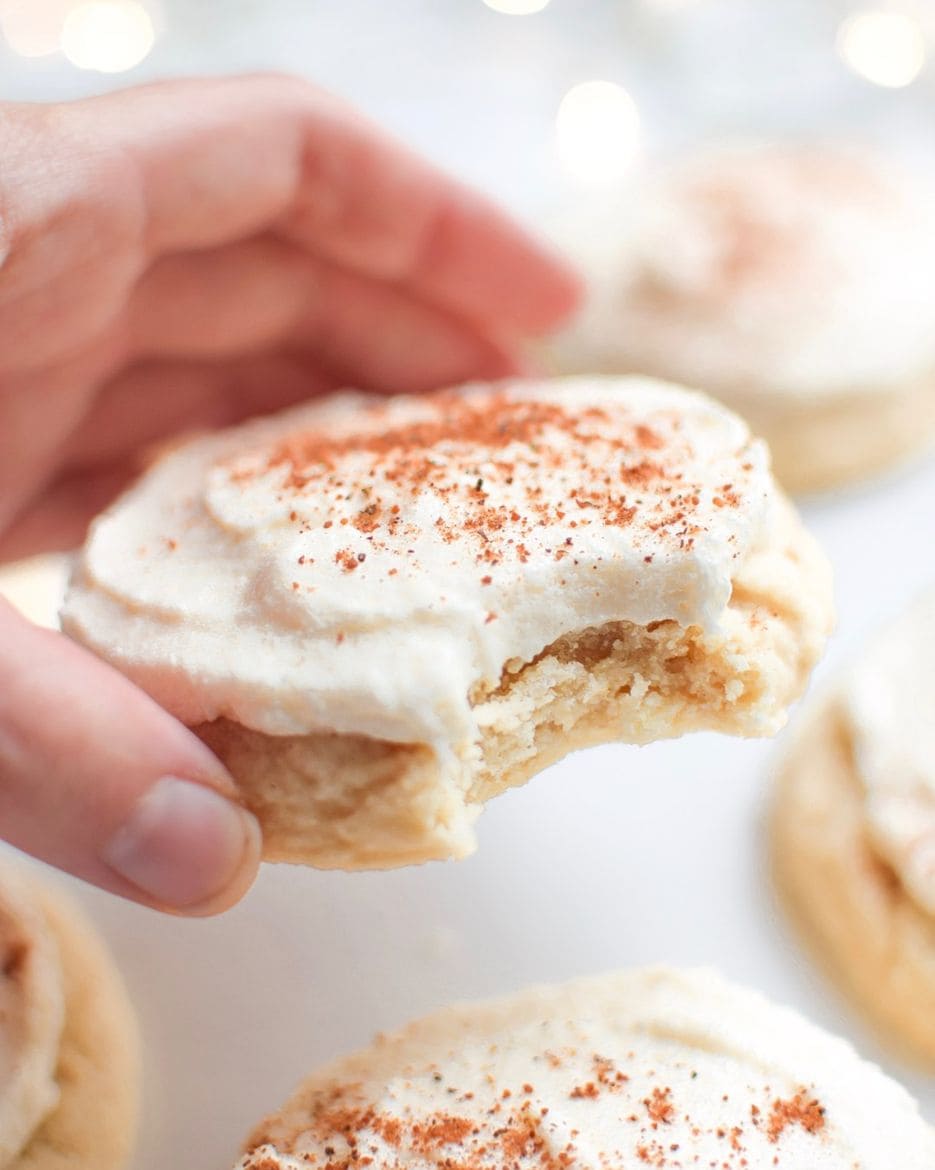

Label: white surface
[1,455,933,1168]
[0,2,934,1164]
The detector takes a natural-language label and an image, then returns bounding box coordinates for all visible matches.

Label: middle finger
[126,235,521,392]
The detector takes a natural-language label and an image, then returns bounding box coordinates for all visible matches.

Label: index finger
[64,74,582,335]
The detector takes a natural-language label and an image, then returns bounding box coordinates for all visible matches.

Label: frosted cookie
[773,590,935,1064]
[548,145,935,493]
[0,862,139,1170]
[63,376,832,869]
[235,967,935,1169]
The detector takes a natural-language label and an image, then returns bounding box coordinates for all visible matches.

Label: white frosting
[556,146,935,400]
[238,968,935,1169]
[843,590,935,916]
[0,867,65,1168]
[62,377,773,754]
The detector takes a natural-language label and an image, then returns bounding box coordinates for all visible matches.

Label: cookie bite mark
[62,377,832,870]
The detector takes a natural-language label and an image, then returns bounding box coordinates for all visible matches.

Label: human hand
[0,74,580,915]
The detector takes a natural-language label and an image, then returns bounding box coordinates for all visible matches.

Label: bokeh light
[481,0,550,13]
[60,0,155,73]
[837,9,926,88]
[0,0,74,57]
[556,80,641,184]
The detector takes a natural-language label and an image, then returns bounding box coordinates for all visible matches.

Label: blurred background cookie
[237,967,935,1169]
[772,589,935,1065]
[0,861,140,1170]
[546,144,935,494]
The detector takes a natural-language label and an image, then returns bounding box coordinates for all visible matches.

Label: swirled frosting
[62,377,774,751]
[238,968,935,1170]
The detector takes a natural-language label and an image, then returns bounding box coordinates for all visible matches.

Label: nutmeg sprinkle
[765,1089,826,1142]
[234,962,935,1170]
[219,386,758,585]
[242,1043,836,1170]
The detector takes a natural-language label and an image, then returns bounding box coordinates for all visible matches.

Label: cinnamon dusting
[644,1086,675,1125]
[765,1089,826,1142]
[220,389,750,582]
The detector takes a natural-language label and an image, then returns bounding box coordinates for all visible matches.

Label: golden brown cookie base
[13,885,140,1170]
[194,496,832,870]
[771,700,935,1067]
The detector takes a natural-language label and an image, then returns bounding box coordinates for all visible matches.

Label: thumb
[0,598,261,915]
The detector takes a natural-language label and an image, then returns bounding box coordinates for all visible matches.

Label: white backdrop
[2,1,935,209]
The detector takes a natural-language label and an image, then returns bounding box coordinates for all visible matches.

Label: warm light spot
[482,0,550,12]
[556,80,641,184]
[60,0,155,73]
[0,554,69,630]
[0,0,74,57]
[837,10,926,88]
